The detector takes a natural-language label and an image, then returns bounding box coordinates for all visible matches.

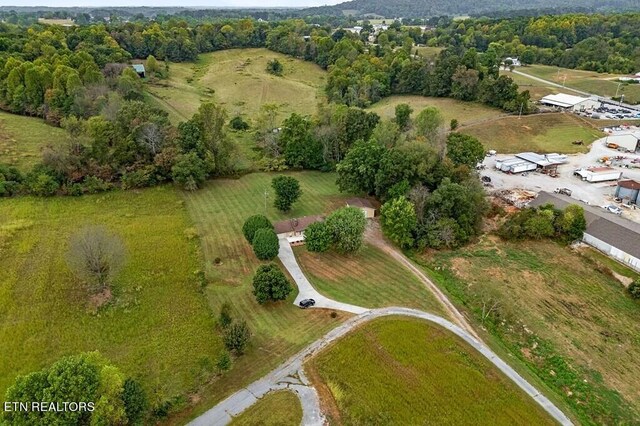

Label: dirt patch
[87,287,112,312]
[450,258,472,280]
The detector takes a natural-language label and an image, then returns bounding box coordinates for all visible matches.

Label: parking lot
[481,131,640,222]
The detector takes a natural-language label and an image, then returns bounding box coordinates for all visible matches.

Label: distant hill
[302,0,639,18]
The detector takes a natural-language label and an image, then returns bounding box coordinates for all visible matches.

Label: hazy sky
[0,0,344,7]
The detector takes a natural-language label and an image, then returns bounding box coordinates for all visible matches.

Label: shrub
[83,176,111,194]
[242,215,273,243]
[266,59,283,76]
[628,281,640,300]
[252,228,279,260]
[252,263,292,304]
[380,196,417,249]
[216,351,232,372]
[27,173,59,196]
[229,116,249,130]
[0,180,22,197]
[219,302,233,328]
[122,379,147,425]
[223,320,251,354]
[121,166,157,190]
[305,221,331,252]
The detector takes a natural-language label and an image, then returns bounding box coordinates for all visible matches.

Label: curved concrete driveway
[278,236,368,314]
[189,307,573,426]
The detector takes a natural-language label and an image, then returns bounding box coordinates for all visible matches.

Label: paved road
[190,241,573,426]
[513,69,640,111]
[278,237,368,314]
[189,307,573,426]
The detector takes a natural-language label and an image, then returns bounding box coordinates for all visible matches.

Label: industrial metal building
[615,180,640,205]
[540,93,601,112]
[529,192,640,272]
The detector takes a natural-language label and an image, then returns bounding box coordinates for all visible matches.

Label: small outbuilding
[615,180,640,205]
[346,198,377,218]
[540,93,601,112]
[273,215,324,245]
[131,64,146,78]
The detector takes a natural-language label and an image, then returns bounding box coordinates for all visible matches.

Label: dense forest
[303,0,639,19]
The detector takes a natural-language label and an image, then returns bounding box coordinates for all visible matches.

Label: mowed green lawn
[0,186,221,404]
[294,244,445,315]
[368,95,502,127]
[419,238,640,423]
[146,48,327,124]
[519,64,640,105]
[500,69,558,100]
[461,112,603,154]
[230,391,301,426]
[174,171,353,422]
[0,111,67,172]
[308,316,555,425]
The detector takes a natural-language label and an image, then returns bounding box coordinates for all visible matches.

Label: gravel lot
[481,130,640,222]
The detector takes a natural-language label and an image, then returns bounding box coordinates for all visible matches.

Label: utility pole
[518,102,524,119]
[264,189,269,214]
[615,82,622,98]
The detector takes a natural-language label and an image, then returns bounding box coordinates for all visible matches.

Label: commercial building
[529,192,640,272]
[615,180,640,205]
[605,133,640,153]
[540,93,601,112]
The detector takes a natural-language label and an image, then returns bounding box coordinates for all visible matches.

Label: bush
[242,215,273,243]
[219,302,233,328]
[216,351,232,372]
[628,281,640,300]
[252,263,292,304]
[380,196,417,249]
[305,221,331,252]
[27,173,59,196]
[229,116,249,130]
[0,180,22,197]
[121,166,157,189]
[223,320,251,354]
[122,379,147,425]
[171,152,207,191]
[266,59,283,76]
[83,176,111,194]
[252,228,279,260]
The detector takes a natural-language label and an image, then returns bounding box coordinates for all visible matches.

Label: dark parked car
[299,299,316,309]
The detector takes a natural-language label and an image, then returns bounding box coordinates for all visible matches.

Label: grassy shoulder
[414,237,640,424]
[172,171,352,423]
[0,186,222,406]
[146,48,327,124]
[230,391,302,426]
[0,111,68,172]
[368,94,502,127]
[307,316,555,425]
[294,243,446,315]
[461,112,603,154]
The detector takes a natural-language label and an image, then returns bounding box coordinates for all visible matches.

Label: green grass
[500,69,558,101]
[308,316,555,425]
[519,64,640,105]
[415,237,640,424]
[0,111,68,172]
[230,391,302,426]
[146,48,327,124]
[413,45,443,60]
[294,244,445,315]
[171,171,354,423]
[461,112,603,154]
[368,95,502,128]
[0,186,221,405]
[577,246,640,282]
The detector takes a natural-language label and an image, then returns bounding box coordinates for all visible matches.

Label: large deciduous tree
[252,263,293,304]
[304,221,332,253]
[252,228,280,260]
[380,196,417,248]
[326,207,367,253]
[446,133,485,168]
[242,215,273,243]
[272,176,302,212]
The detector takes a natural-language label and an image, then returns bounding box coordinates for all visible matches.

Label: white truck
[573,167,622,183]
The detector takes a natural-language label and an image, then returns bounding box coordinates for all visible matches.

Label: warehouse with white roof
[540,93,601,112]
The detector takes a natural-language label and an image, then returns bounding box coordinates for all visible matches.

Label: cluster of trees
[218,303,251,356]
[305,207,368,254]
[3,352,147,425]
[242,215,279,261]
[498,203,587,242]
[426,13,640,73]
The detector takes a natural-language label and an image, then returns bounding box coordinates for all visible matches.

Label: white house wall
[582,233,640,273]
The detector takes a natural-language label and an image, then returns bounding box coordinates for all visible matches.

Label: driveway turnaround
[278,237,368,314]
[189,307,573,426]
